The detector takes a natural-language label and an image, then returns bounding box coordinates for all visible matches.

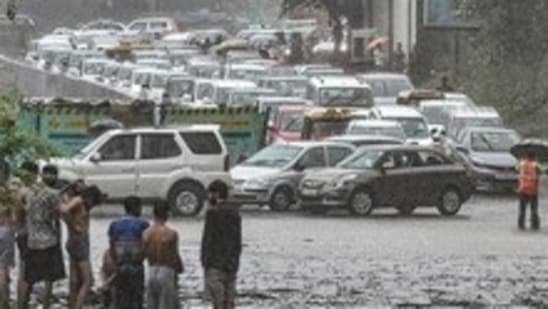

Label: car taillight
[224,155,230,171]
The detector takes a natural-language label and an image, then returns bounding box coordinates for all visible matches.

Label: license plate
[301,189,318,196]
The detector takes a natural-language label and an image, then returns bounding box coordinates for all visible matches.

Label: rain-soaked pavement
[23,194,548,308]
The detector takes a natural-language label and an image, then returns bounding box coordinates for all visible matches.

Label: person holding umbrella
[517,152,543,230]
[512,139,548,230]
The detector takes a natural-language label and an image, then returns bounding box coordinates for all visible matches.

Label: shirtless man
[61,185,103,309]
[143,201,183,309]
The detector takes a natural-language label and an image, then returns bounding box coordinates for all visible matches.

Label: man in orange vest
[518,152,542,230]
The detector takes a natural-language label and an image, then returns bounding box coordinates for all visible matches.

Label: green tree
[461,0,548,137]
[0,91,57,171]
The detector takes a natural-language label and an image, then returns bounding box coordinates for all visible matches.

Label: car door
[414,150,454,205]
[293,146,327,186]
[83,134,138,200]
[376,150,414,206]
[326,145,354,167]
[137,133,183,199]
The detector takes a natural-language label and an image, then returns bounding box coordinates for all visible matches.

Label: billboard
[423,0,477,29]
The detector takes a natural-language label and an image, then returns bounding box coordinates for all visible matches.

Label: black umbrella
[511,139,548,161]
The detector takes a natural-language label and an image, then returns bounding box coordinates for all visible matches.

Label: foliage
[461,0,548,137]
[0,91,58,171]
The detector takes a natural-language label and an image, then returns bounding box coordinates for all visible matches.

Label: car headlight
[284,48,291,56]
[327,174,358,189]
[470,156,488,167]
[340,44,348,52]
[245,178,269,189]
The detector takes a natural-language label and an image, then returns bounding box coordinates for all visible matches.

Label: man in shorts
[108,196,149,309]
[19,164,65,309]
[61,184,103,309]
[14,161,38,309]
[201,181,242,309]
[0,159,15,308]
[143,201,183,309]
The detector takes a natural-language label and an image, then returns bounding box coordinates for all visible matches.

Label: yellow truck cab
[301,107,354,141]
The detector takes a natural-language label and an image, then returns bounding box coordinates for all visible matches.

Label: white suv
[48,125,231,216]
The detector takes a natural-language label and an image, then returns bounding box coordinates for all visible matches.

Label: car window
[129,22,147,31]
[150,22,168,30]
[98,135,136,161]
[327,146,353,166]
[381,151,414,169]
[141,134,181,159]
[299,147,326,168]
[417,150,450,166]
[180,132,222,154]
[197,83,214,100]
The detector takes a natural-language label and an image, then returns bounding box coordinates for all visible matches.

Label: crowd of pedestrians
[0,159,240,309]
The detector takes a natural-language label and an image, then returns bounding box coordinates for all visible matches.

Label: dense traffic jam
[29,17,522,217]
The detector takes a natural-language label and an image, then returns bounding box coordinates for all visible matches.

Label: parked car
[258,75,308,98]
[305,75,374,108]
[358,72,414,105]
[48,126,231,216]
[327,135,404,147]
[127,17,178,38]
[370,105,433,145]
[346,120,407,141]
[455,127,520,192]
[418,99,471,135]
[447,107,503,142]
[230,141,355,211]
[299,145,473,216]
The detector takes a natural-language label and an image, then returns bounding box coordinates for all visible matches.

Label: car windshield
[271,80,307,96]
[118,68,132,81]
[348,125,406,140]
[386,117,429,139]
[279,110,305,132]
[84,62,106,75]
[230,92,263,106]
[228,69,264,81]
[167,80,194,98]
[471,131,520,152]
[451,116,503,138]
[151,74,169,88]
[421,106,452,126]
[311,120,350,139]
[243,144,303,167]
[339,149,385,169]
[134,73,151,86]
[385,79,414,97]
[319,87,371,107]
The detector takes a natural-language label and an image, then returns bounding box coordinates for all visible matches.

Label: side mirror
[456,146,469,155]
[90,153,102,163]
[293,162,305,172]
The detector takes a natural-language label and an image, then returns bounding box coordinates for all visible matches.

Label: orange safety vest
[518,160,539,195]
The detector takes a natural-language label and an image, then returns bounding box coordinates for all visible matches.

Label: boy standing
[201,181,242,309]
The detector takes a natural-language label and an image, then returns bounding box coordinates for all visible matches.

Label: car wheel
[269,186,293,212]
[168,182,205,217]
[348,188,374,216]
[397,204,416,216]
[437,187,462,216]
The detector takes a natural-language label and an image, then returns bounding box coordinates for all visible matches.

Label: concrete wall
[0,55,130,100]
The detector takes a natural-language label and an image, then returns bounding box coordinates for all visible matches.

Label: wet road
[78,193,548,308]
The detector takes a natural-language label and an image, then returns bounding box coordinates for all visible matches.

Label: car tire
[348,188,374,216]
[269,186,293,212]
[397,204,416,216]
[437,187,462,216]
[168,181,205,217]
